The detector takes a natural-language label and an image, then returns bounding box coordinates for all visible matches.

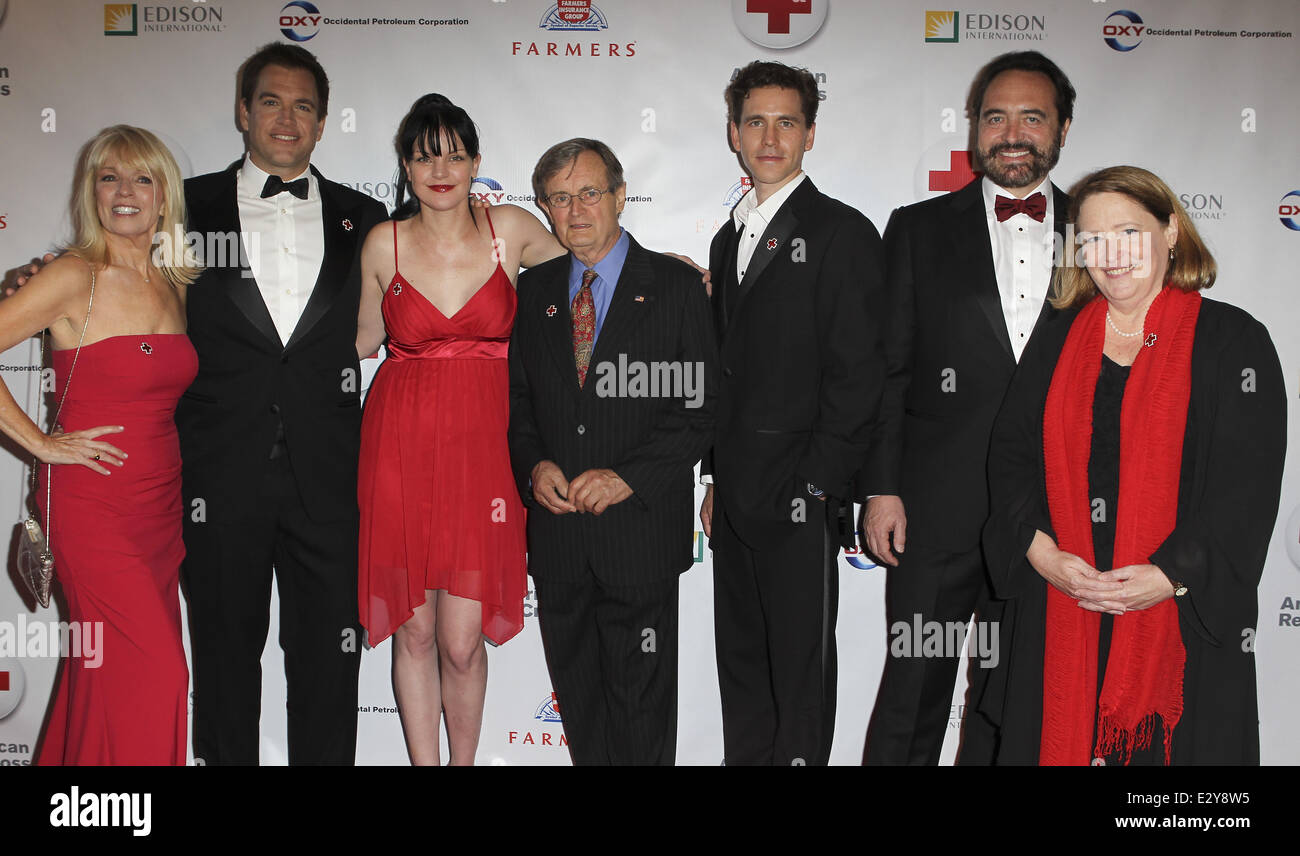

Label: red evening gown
[36,334,196,765]
[358,215,527,646]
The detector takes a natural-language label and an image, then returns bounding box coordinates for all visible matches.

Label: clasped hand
[530,461,631,515]
[1027,532,1175,614]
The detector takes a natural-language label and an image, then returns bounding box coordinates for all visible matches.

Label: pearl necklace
[1106,310,1142,338]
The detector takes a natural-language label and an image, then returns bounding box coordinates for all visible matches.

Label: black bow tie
[260,175,309,200]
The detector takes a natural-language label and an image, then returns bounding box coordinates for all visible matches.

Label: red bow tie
[994,192,1047,222]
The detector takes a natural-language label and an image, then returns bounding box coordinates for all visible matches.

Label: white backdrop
[0,0,1296,766]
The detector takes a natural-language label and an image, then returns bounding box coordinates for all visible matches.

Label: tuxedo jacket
[508,235,718,585]
[706,179,886,549]
[860,178,1068,552]
[177,161,387,524]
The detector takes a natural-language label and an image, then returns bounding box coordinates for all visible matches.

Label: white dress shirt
[732,172,807,283]
[236,155,325,345]
[982,175,1054,362]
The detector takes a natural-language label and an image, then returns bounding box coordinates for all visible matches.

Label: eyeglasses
[543,187,615,208]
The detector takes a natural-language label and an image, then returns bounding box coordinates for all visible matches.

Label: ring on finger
[93,454,101,461]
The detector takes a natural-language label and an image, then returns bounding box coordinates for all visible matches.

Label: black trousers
[534,568,680,765]
[863,541,1001,765]
[181,454,361,765]
[712,500,838,765]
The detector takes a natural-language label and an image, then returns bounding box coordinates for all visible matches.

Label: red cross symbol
[342,218,354,232]
[0,671,9,691]
[747,0,811,35]
[546,305,557,317]
[766,238,779,250]
[929,150,980,193]
[392,283,402,295]
[140,342,153,355]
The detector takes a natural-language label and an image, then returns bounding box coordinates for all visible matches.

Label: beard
[975,138,1061,190]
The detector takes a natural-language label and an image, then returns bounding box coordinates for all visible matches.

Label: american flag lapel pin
[634,295,645,303]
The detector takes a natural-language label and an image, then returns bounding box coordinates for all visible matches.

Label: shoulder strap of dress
[484,207,497,241]
[391,220,399,273]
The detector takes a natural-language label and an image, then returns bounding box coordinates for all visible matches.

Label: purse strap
[31,270,96,546]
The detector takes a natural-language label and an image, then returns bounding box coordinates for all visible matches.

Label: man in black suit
[861,51,1075,765]
[179,43,386,764]
[700,61,886,766]
[508,139,716,764]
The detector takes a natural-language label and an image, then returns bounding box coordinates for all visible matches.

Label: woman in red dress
[0,126,199,765]
[356,95,563,765]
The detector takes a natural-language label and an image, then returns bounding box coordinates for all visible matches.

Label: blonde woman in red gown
[356,95,562,765]
[0,126,199,765]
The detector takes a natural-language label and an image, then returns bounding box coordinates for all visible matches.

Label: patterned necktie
[572,268,596,387]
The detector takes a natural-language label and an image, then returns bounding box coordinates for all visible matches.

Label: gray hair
[531,138,625,205]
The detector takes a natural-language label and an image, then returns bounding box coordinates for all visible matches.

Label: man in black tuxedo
[178,43,386,764]
[700,61,886,766]
[861,51,1076,765]
[509,139,716,764]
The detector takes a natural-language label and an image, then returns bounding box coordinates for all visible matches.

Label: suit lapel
[540,259,580,396]
[284,168,362,351]
[951,180,1015,361]
[203,162,281,349]
[586,240,655,390]
[732,182,804,320]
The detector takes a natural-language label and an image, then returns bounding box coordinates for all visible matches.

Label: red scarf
[1040,286,1200,766]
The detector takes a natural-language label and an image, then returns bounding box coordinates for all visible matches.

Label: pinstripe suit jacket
[509,235,718,585]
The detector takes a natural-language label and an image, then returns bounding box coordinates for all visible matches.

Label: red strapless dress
[36,333,196,766]
[358,218,527,646]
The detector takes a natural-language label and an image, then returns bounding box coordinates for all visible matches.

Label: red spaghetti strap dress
[358,213,527,646]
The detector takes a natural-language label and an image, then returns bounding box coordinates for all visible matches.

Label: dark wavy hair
[390,94,480,221]
[965,50,1075,127]
[238,42,330,118]
[725,61,820,128]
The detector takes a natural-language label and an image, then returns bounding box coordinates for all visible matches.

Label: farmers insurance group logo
[1278,190,1300,231]
[723,176,753,209]
[539,1,608,31]
[1103,9,1145,51]
[733,0,828,50]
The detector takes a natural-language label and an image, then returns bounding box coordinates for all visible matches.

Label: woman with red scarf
[982,166,1286,765]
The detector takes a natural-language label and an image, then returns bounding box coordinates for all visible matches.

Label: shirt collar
[733,171,807,231]
[982,174,1052,219]
[239,154,317,201]
[569,227,630,288]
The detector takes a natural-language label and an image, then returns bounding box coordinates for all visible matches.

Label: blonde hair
[66,125,200,288]
[1052,165,1216,309]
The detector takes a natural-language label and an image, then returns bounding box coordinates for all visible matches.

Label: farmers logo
[539,0,608,31]
[733,0,829,49]
[280,0,322,41]
[534,692,563,723]
[723,176,753,210]
[1103,9,1144,52]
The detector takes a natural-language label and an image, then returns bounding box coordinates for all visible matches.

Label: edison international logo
[105,3,137,35]
[732,0,828,50]
[540,0,608,31]
[1103,9,1144,51]
[1278,190,1300,231]
[925,11,958,43]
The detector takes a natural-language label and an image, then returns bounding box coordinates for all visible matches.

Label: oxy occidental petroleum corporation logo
[540,1,608,31]
[1278,190,1300,231]
[471,177,506,205]
[843,536,879,571]
[280,0,322,41]
[0,657,25,720]
[733,0,828,49]
[1103,10,1145,51]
